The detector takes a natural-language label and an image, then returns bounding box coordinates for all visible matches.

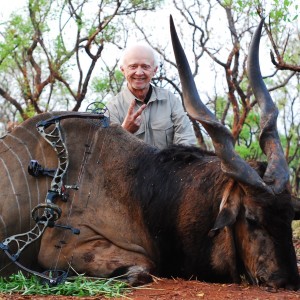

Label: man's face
[121,46,158,93]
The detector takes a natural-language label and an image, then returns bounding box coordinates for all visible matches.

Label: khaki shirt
[106,85,197,149]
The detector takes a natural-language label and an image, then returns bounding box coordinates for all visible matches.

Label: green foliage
[92,69,124,94]
[234,0,260,11]
[215,96,227,120]
[236,139,263,160]
[101,24,118,43]
[229,0,299,25]
[0,16,33,69]
[93,77,111,93]
[88,24,119,44]
[0,272,129,297]
[269,0,299,22]
[54,35,67,59]
[235,111,264,160]
[222,0,233,7]
[22,104,37,120]
[129,0,162,9]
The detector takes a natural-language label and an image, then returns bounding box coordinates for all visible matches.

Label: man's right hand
[122,99,147,133]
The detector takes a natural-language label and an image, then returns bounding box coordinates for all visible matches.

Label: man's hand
[122,99,147,133]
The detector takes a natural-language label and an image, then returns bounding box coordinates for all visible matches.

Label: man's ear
[153,66,158,74]
[120,65,125,74]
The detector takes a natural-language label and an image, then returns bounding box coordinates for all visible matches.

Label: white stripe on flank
[18,118,53,192]
[2,139,33,227]
[0,215,7,238]
[0,157,22,232]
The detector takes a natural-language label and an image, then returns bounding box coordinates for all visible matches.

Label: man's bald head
[119,43,159,69]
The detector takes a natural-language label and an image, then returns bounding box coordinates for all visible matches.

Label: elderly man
[106,43,196,149]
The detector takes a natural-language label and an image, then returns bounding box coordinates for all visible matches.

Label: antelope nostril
[256,272,290,290]
[258,275,266,285]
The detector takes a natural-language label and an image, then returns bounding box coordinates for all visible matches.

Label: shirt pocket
[135,122,145,136]
[151,118,174,148]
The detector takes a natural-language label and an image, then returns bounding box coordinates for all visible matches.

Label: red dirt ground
[1,277,300,300]
[1,239,300,300]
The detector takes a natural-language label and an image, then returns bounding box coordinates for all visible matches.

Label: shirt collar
[122,84,163,104]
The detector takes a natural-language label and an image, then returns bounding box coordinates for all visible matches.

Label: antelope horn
[169,15,272,194]
[247,19,289,194]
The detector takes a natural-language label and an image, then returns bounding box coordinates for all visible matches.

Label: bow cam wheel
[86,101,110,127]
[31,203,62,223]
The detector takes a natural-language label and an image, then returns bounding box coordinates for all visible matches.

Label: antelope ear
[212,207,238,232]
[210,182,241,234]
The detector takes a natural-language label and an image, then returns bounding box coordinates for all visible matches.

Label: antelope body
[0,18,299,290]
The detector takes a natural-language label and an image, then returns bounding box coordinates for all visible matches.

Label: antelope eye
[246,215,260,227]
[246,216,256,223]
